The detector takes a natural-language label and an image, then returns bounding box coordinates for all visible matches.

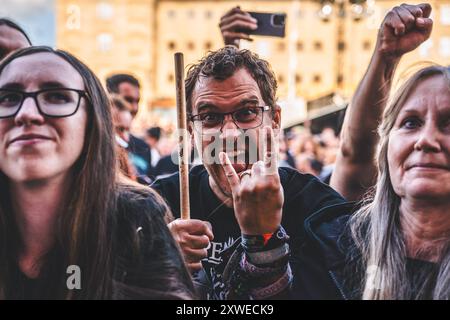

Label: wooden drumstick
[174,52,191,220]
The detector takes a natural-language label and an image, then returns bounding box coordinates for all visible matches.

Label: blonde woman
[292,65,450,300]
[331,3,433,201]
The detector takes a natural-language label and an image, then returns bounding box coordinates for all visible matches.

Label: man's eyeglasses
[190,106,271,134]
[0,88,89,119]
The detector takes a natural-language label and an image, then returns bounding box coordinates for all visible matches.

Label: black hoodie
[291,202,358,299]
[292,202,440,300]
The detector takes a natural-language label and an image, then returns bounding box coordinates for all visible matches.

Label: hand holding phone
[220,7,287,48]
[219,6,258,47]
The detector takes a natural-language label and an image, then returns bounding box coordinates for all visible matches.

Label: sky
[0,0,55,46]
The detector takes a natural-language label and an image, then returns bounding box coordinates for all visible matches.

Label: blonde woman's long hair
[349,64,450,300]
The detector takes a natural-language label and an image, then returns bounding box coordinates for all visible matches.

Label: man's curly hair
[185,46,278,115]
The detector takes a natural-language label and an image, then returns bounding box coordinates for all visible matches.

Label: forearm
[340,50,400,162]
[331,50,400,200]
[331,2,433,201]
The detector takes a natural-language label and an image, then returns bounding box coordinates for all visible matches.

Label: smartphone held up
[246,12,286,38]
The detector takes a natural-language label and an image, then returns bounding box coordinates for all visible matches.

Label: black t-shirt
[152,165,346,294]
[153,154,179,178]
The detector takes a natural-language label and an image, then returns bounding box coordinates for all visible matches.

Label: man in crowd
[0,18,31,60]
[152,47,345,299]
[106,73,153,178]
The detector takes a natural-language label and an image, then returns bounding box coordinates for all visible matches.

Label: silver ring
[239,171,251,179]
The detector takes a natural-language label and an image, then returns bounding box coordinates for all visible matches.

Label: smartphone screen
[247,12,286,38]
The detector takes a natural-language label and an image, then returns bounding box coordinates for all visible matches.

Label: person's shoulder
[278,166,307,181]
[279,166,343,197]
[279,166,319,183]
[114,185,174,261]
[152,170,179,189]
[305,202,356,234]
[278,167,347,227]
[156,154,176,167]
[190,164,208,176]
[152,164,208,189]
[129,134,150,149]
[303,201,357,261]
[116,184,169,227]
[112,184,194,299]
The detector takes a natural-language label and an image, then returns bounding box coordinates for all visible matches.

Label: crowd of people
[0,3,449,300]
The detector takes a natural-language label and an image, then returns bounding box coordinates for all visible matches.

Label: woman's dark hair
[185,46,278,115]
[0,18,32,45]
[0,46,194,299]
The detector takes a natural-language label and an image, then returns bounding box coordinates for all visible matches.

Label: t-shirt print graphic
[204,236,236,265]
[202,236,241,300]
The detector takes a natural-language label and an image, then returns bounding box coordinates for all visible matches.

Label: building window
[441,5,450,25]
[363,40,371,51]
[168,41,176,50]
[97,33,113,52]
[278,74,284,84]
[188,10,195,19]
[168,73,174,83]
[277,42,286,52]
[168,10,176,19]
[295,74,302,83]
[439,37,450,58]
[313,74,322,84]
[419,39,433,58]
[205,10,213,19]
[96,2,114,20]
[296,41,304,51]
[187,42,195,50]
[205,41,213,51]
[256,41,271,58]
[314,41,323,51]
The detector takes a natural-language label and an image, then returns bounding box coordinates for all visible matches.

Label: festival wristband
[250,266,293,300]
[246,243,290,265]
[241,225,290,253]
[240,252,288,277]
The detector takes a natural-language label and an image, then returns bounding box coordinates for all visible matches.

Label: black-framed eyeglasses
[0,88,89,119]
[189,106,271,134]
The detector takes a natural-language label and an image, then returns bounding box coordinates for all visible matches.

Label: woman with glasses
[0,46,194,299]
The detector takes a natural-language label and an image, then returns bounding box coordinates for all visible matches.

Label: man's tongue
[232,163,248,174]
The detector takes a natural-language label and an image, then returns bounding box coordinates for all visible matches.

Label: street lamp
[315,0,374,91]
[316,0,373,22]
